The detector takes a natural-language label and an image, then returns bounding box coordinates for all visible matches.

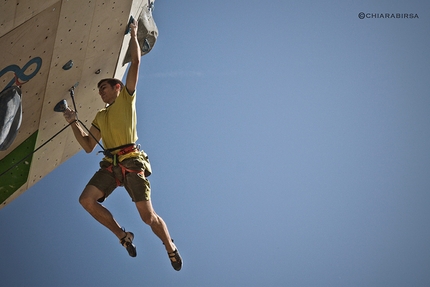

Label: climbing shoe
[168,249,183,271]
[120,229,137,257]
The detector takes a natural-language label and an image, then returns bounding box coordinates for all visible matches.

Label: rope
[68,86,107,155]
[0,85,107,178]
[76,119,107,155]
[0,121,75,178]
[0,117,108,178]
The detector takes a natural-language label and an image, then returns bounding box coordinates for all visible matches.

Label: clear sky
[1,1,430,286]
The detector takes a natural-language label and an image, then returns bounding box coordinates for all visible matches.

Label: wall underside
[0,0,151,208]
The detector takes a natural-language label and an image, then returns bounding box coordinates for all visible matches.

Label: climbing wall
[0,0,154,208]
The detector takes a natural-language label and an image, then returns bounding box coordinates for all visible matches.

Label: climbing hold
[62,60,73,70]
[148,0,154,12]
[0,86,22,150]
[122,6,158,65]
[54,99,68,112]
[125,15,135,35]
[142,38,151,52]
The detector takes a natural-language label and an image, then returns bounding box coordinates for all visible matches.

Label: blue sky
[1,1,430,286]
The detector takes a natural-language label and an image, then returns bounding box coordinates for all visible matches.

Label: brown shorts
[87,155,151,202]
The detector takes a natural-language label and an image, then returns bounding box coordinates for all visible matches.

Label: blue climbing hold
[62,60,73,70]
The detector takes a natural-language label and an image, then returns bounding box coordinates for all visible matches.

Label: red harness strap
[104,145,144,187]
[116,145,137,156]
[105,163,144,187]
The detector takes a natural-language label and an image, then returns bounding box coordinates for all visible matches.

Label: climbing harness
[103,144,146,187]
[104,144,138,165]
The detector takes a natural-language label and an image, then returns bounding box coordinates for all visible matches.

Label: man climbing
[62,19,182,271]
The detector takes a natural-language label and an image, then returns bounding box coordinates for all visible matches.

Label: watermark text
[358,12,419,19]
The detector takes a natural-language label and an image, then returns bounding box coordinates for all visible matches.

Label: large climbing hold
[54,99,69,112]
[0,86,22,151]
[122,2,158,65]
